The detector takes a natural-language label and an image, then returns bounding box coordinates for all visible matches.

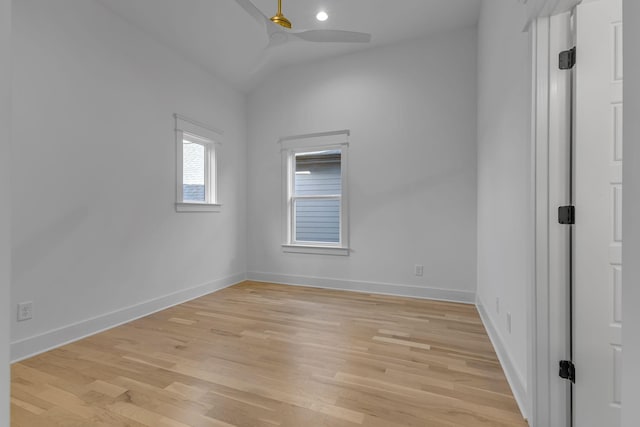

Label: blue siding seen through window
[294,151,341,243]
[295,199,340,243]
[183,184,205,202]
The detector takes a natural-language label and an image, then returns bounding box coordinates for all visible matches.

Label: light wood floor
[11,281,528,427]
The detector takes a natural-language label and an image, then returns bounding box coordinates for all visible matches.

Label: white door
[574,0,623,426]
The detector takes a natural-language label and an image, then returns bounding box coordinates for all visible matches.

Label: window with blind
[182,134,210,203]
[280,130,349,256]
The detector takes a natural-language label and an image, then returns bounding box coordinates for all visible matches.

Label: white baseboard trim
[11,273,246,363]
[246,272,475,304]
[476,297,529,421]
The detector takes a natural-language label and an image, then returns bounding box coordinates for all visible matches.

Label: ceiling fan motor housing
[270,0,292,29]
[270,13,292,29]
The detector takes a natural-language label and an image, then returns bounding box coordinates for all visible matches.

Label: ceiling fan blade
[291,30,372,44]
[234,0,268,26]
[248,48,271,74]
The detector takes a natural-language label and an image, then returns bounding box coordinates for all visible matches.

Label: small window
[175,114,222,212]
[280,130,349,255]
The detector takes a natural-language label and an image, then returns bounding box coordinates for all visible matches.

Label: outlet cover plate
[17,301,33,322]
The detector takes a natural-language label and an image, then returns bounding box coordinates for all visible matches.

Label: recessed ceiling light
[316,11,329,22]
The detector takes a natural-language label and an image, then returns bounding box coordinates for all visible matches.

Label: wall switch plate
[507,312,512,333]
[17,301,33,322]
[415,265,424,277]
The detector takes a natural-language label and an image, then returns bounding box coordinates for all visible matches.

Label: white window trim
[279,130,350,256]
[174,114,222,213]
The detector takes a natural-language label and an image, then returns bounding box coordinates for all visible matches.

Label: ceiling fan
[235,0,372,48]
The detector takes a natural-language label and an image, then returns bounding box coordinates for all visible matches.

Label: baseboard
[10,273,246,363]
[476,297,529,421]
[246,271,475,304]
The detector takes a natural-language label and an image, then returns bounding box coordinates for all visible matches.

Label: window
[280,130,349,255]
[175,114,222,212]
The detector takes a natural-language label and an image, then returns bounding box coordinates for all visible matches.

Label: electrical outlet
[415,265,424,277]
[496,297,500,314]
[17,301,33,322]
[507,312,512,334]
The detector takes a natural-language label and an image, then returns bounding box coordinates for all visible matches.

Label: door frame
[530,11,575,427]
[0,0,10,423]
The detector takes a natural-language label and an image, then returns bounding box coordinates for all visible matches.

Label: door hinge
[558,206,575,225]
[559,47,576,70]
[559,360,576,383]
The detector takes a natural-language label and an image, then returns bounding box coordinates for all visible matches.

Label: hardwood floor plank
[11,281,528,426]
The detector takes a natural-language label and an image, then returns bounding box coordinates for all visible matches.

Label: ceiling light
[316,11,329,22]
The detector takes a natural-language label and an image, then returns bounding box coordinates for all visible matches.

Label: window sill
[175,203,222,213]
[282,244,350,256]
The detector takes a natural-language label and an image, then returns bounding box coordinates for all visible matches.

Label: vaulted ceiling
[97,0,482,91]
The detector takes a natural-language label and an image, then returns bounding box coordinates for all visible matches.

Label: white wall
[622,0,640,425]
[0,0,11,422]
[247,28,478,302]
[10,0,247,360]
[476,0,531,416]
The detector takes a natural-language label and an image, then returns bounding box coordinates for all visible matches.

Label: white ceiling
[97,0,482,91]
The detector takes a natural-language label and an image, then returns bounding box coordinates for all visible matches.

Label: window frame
[279,130,350,256]
[174,114,222,213]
